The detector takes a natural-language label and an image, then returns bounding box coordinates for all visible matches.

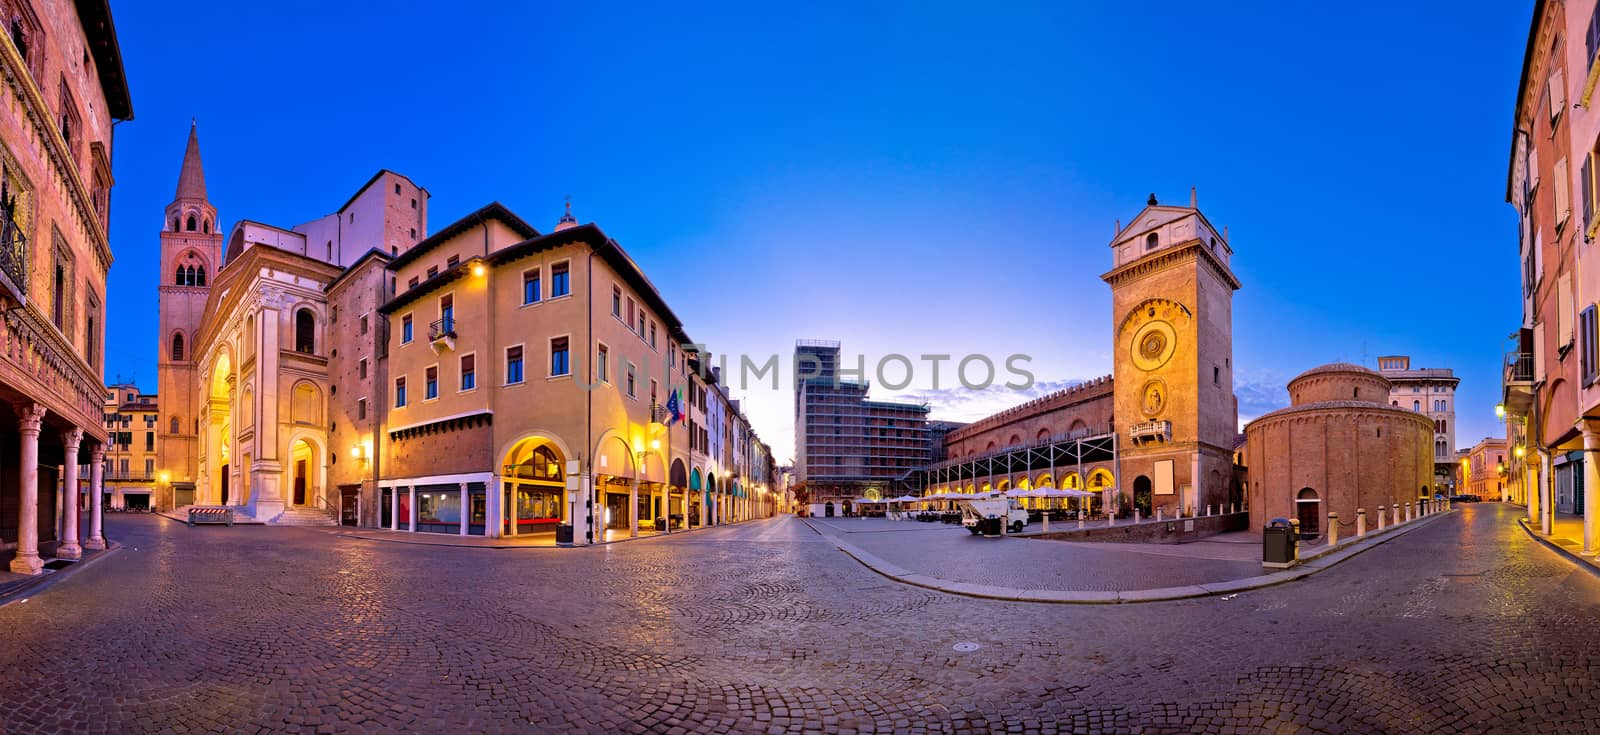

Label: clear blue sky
[104,1,1529,463]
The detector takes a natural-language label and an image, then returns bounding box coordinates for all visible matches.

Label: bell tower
[156,121,222,507]
[1101,190,1241,518]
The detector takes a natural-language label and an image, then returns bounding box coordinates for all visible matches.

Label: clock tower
[1101,190,1241,518]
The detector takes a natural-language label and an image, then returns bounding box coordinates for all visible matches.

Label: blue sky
[105,1,1529,463]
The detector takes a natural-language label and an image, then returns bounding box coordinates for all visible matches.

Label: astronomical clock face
[1121,298,1191,373]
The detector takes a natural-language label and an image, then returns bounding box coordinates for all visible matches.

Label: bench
[187,506,234,527]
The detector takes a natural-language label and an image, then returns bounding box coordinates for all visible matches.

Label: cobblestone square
[0,504,1596,733]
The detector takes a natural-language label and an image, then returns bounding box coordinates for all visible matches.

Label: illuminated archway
[502,436,567,535]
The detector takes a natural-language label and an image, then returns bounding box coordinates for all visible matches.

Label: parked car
[1449,494,1481,503]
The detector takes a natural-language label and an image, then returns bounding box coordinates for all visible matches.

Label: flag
[665,389,683,426]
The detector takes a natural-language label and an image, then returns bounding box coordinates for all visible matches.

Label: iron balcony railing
[428,317,456,341]
[1503,352,1534,384]
[0,207,28,297]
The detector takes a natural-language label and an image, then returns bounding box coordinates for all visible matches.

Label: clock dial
[1130,320,1177,371]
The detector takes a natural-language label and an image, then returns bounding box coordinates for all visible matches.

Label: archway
[502,436,566,537]
[205,352,233,506]
[1296,488,1320,536]
[707,473,719,524]
[689,468,703,526]
[1133,475,1153,517]
[290,438,318,507]
[594,434,635,534]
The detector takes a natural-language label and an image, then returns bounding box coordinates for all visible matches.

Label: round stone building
[1243,363,1434,536]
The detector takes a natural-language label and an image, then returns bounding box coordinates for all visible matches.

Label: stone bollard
[1156,508,1164,522]
[1078,515,1085,529]
[1406,502,1413,522]
[1392,503,1400,525]
[1377,506,1386,530]
[1328,512,1339,546]
[1108,511,1116,527]
[1356,508,1366,537]
[1208,504,1215,516]
[1134,508,1141,524]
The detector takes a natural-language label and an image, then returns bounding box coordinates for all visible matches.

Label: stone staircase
[273,507,338,526]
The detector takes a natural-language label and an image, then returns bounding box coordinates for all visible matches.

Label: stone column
[458,482,468,536]
[390,487,400,531]
[1540,451,1552,536]
[86,445,106,550]
[57,428,84,560]
[10,404,46,574]
[629,476,639,538]
[407,487,416,532]
[1584,427,1600,555]
[509,483,520,537]
[1526,460,1539,524]
[485,477,502,539]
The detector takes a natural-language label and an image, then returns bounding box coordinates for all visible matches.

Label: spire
[555,195,577,231]
[174,119,208,202]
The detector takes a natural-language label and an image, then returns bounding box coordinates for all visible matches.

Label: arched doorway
[291,439,316,507]
[825,501,835,517]
[1296,488,1320,537]
[502,437,566,537]
[1133,475,1153,516]
[689,468,703,526]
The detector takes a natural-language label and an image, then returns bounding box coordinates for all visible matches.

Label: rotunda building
[1243,363,1434,536]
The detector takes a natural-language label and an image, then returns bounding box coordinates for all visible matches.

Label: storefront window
[417,486,461,534]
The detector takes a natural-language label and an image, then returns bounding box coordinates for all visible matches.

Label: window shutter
[1583,306,1598,383]
[1558,273,1574,346]
[1534,321,1547,383]
[1557,157,1572,225]
[1550,69,1568,122]
[1584,155,1595,230]
[1531,147,1541,191]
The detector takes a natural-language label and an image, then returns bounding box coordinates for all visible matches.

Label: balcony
[428,317,456,353]
[0,206,27,308]
[1129,419,1172,445]
[1502,351,1534,417]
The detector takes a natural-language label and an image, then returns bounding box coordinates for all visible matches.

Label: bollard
[1356,508,1366,537]
[1043,513,1050,534]
[1108,511,1116,527]
[1156,508,1164,522]
[1078,515,1085,530]
[1392,503,1400,525]
[1133,508,1141,523]
[1377,506,1386,530]
[1406,502,1413,522]
[1328,512,1339,546]
[1208,504,1215,516]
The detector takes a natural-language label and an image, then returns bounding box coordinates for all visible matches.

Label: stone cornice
[1100,239,1242,292]
[1245,401,1436,431]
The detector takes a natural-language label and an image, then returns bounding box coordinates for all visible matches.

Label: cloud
[1235,369,1290,426]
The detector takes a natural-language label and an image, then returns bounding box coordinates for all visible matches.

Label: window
[447,255,459,268]
[395,377,408,407]
[1556,157,1572,226]
[612,286,622,316]
[626,362,636,398]
[550,337,570,376]
[523,269,541,305]
[1583,153,1596,233]
[394,183,402,195]
[170,416,180,434]
[1145,232,1158,250]
[551,262,570,297]
[145,458,154,476]
[171,333,184,361]
[649,321,657,349]
[439,294,454,333]
[1583,304,1599,385]
[294,309,316,354]
[638,311,645,336]
[359,315,369,335]
[626,298,635,331]
[425,366,438,400]
[359,358,368,379]
[145,432,154,451]
[597,343,609,382]
[357,398,367,420]
[461,353,476,391]
[408,276,419,289]
[650,379,658,407]
[506,345,525,384]
[1413,400,1420,412]
[411,198,417,209]
[401,314,413,343]
[1213,366,1219,385]
[426,266,438,279]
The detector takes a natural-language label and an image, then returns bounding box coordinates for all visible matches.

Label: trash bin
[1263,517,1297,567]
[555,523,574,546]
[980,516,1003,537]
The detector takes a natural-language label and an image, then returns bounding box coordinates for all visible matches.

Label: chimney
[1190,187,1197,208]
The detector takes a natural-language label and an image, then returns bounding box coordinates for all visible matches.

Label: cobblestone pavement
[806,517,1262,591]
[0,503,1596,734]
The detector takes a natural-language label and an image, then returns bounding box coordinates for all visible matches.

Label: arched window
[202,219,210,233]
[170,333,185,361]
[186,215,196,231]
[195,265,206,286]
[172,217,179,232]
[175,265,186,285]
[294,308,316,354]
[170,416,180,434]
[1145,232,1159,250]
[1413,400,1420,412]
